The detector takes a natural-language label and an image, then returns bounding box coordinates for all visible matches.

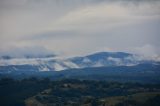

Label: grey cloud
[0,0,160,57]
[0,46,54,58]
[24,30,78,41]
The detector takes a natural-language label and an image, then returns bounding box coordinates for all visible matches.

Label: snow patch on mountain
[53,63,66,71]
[82,58,91,63]
[63,61,79,69]
[107,57,122,65]
[39,66,50,71]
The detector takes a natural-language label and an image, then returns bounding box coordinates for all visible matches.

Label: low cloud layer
[0,0,160,57]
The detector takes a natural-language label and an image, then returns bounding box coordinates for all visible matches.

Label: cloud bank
[0,0,160,57]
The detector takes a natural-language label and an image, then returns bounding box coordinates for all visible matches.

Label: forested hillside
[0,78,160,106]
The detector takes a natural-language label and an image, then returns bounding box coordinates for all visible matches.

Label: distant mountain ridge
[0,51,159,73]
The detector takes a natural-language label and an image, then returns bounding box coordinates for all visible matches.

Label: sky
[0,0,160,57]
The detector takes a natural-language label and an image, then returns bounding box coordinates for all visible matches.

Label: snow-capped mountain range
[0,52,159,73]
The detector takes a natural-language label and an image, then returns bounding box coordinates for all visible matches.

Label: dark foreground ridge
[0,78,160,106]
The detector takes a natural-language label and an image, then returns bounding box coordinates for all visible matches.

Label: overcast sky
[0,0,160,57]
